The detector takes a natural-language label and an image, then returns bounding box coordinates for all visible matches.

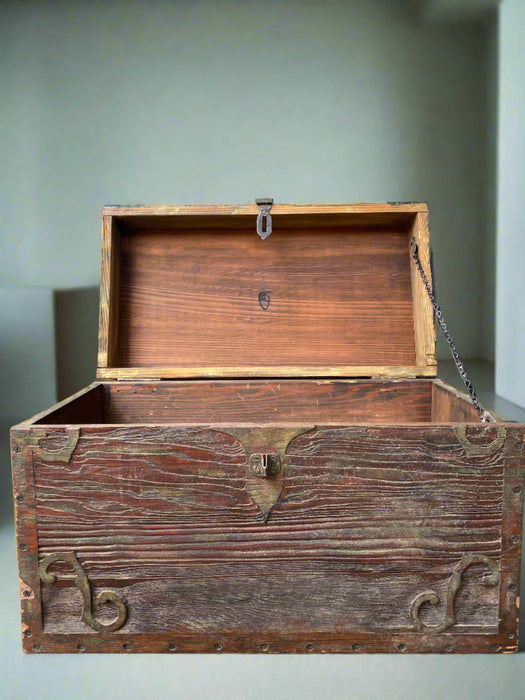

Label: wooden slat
[20,379,501,427]
[102,204,425,235]
[11,427,43,650]
[20,631,519,654]
[498,429,525,648]
[97,216,120,369]
[97,365,435,380]
[431,380,480,422]
[410,211,437,374]
[106,226,419,376]
[103,202,429,220]
[104,379,432,424]
[97,215,111,368]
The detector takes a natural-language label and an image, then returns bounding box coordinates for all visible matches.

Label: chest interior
[41,202,479,426]
[33,378,479,426]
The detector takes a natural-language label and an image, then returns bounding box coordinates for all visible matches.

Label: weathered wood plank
[114,228,417,373]
[97,215,120,369]
[10,428,43,650]
[104,379,432,424]
[409,212,437,372]
[22,630,518,654]
[97,365,437,379]
[40,570,499,636]
[28,424,510,647]
[102,202,429,224]
[432,381,480,422]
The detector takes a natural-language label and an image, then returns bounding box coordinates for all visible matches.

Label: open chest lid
[97,202,436,380]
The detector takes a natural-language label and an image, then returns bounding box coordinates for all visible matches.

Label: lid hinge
[117,377,161,382]
[256,198,273,239]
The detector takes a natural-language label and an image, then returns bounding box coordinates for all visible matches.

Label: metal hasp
[249,452,281,478]
[256,198,273,239]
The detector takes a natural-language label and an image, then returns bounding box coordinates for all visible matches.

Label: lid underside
[97,203,436,379]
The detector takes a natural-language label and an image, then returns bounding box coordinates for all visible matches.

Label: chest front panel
[20,422,520,653]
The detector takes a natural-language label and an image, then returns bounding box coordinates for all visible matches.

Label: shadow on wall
[54,287,99,400]
[0,287,99,526]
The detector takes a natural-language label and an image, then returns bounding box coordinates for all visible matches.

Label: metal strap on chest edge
[410,238,495,423]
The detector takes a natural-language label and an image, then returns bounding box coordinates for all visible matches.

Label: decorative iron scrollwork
[29,428,80,463]
[38,552,127,633]
[410,553,499,633]
[454,425,506,457]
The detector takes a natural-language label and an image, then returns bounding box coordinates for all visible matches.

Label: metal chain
[410,239,495,423]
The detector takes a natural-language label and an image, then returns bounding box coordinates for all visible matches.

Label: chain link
[410,239,495,423]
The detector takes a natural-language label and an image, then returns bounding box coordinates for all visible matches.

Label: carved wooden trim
[454,425,506,457]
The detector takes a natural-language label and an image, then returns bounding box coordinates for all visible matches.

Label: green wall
[0,4,518,700]
[496,0,525,407]
[1,1,495,416]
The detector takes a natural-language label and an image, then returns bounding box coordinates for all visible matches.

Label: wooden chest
[11,202,525,654]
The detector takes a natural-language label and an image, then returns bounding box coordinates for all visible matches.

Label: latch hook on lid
[256,198,273,239]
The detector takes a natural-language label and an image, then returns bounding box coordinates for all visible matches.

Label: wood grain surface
[116,228,416,370]
[97,215,121,370]
[409,212,436,369]
[96,364,438,380]
[432,381,480,422]
[32,384,104,425]
[27,379,481,427]
[25,423,521,651]
[102,202,428,229]
[104,379,432,424]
